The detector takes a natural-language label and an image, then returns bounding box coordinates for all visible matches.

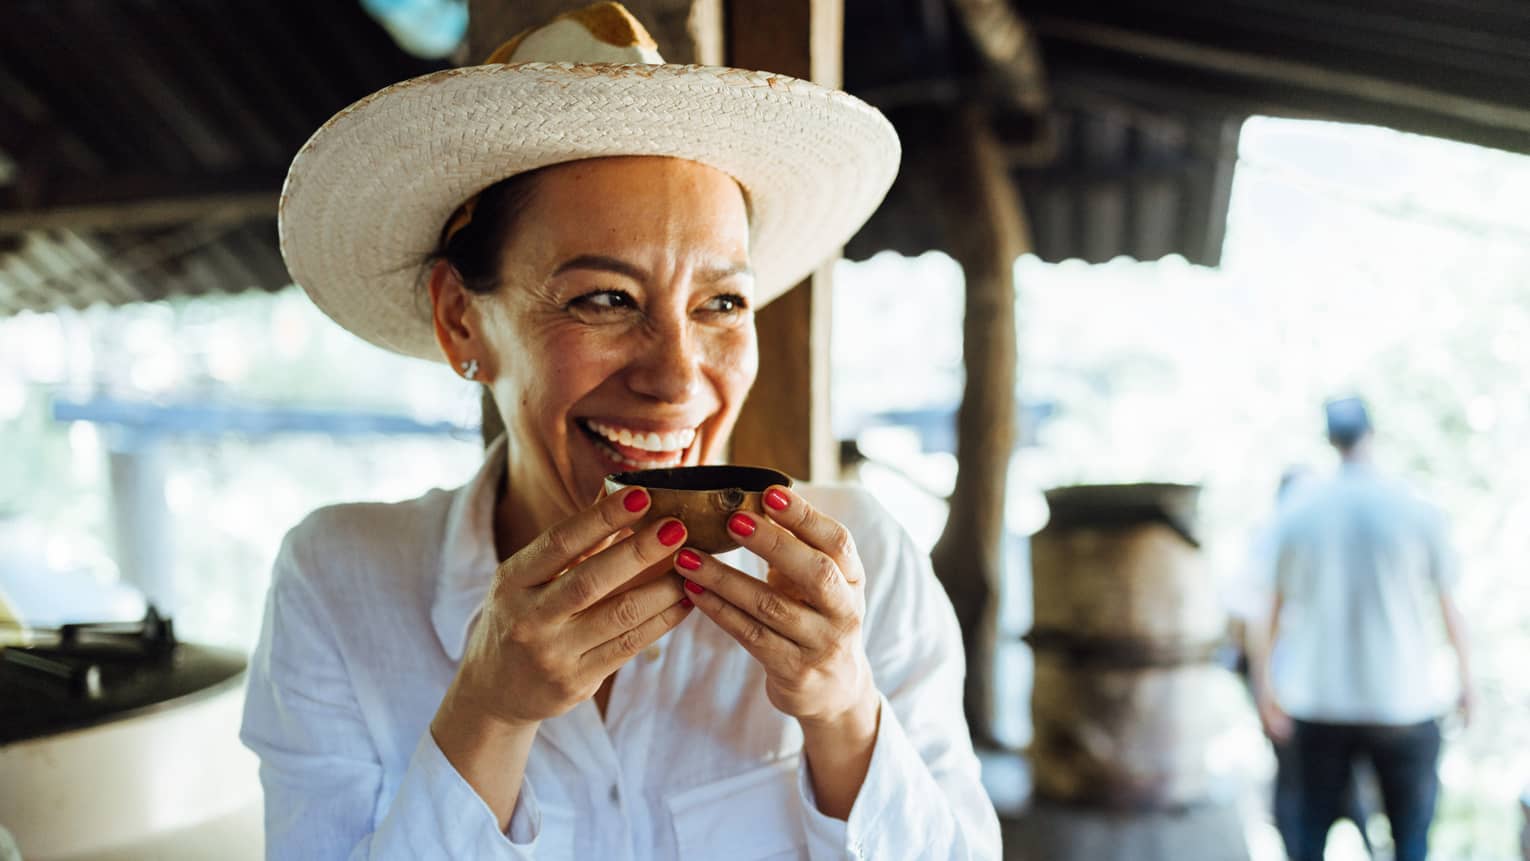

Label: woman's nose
[627,325,701,403]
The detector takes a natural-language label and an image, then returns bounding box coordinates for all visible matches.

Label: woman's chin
[568,433,641,504]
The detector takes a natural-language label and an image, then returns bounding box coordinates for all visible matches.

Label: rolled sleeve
[791,491,1002,861]
[364,732,543,858]
[796,695,967,860]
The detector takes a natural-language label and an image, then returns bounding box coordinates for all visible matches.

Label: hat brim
[279,62,901,362]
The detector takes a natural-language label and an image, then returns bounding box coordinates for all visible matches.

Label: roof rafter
[0,171,281,234]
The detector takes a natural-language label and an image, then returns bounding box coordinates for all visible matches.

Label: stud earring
[460,359,479,381]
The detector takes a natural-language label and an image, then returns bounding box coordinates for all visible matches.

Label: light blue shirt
[1272,463,1459,724]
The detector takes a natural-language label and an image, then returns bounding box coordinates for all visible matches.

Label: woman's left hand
[673,485,879,730]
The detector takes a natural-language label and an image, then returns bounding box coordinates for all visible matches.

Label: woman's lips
[579,419,697,468]
[585,420,696,452]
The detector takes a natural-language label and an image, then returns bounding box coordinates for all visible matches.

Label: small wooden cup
[604,465,792,553]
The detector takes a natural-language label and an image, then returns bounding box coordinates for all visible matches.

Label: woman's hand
[447,486,695,728]
[432,487,693,827]
[674,485,876,726]
[673,485,881,817]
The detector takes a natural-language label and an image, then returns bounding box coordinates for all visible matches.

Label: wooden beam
[0,171,281,234]
[728,262,835,477]
[726,0,841,481]
[950,0,1048,112]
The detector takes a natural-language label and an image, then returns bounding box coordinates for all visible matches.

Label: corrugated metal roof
[843,0,1238,266]
[0,0,442,315]
[2,222,289,311]
[1025,0,1530,155]
[845,0,1530,267]
[1013,108,1239,266]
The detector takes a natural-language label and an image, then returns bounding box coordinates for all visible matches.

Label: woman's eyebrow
[551,255,754,284]
[552,254,648,281]
[699,262,754,283]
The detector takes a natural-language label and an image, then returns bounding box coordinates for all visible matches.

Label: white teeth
[663,428,697,450]
[585,420,697,454]
[590,435,682,469]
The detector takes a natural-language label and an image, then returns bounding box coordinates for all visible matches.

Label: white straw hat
[279,2,901,362]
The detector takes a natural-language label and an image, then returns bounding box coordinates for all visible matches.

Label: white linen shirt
[241,440,1001,860]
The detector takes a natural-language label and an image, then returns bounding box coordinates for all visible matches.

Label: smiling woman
[239,3,1000,860]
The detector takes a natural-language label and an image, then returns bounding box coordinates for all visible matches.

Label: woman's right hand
[431,487,692,828]
[447,486,694,727]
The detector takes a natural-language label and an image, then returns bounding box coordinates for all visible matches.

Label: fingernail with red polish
[658,520,686,546]
[676,549,702,571]
[680,597,694,609]
[685,579,705,594]
[624,488,650,512]
[764,488,790,511]
[728,513,756,537]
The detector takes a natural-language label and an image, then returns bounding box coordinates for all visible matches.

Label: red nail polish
[685,579,705,594]
[728,513,756,537]
[680,597,694,609]
[624,488,650,512]
[764,488,789,511]
[658,520,686,546]
[676,549,702,571]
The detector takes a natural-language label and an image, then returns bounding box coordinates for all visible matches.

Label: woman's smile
[576,417,702,469]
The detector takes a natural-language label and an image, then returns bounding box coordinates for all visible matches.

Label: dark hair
[425,169,545,295]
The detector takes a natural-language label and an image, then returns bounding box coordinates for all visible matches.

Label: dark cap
[1325,396,1372,445]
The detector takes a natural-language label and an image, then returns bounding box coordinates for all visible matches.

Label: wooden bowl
[604,466,792,553]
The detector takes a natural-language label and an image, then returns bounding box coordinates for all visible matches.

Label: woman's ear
[428,260,477,368]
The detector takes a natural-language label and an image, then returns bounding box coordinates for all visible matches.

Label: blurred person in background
[1521,785,1529,861]
[1253,397,1472,861]
[238,3,999,859]
[1234,466,1374,858]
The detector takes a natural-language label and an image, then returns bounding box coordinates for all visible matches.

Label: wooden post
[930,104,1031,744]
[466,0,717,448]
[726,0,841,481]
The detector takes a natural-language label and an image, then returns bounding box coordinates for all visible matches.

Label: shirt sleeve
[240,529,546,860]
[792,495,1002,861]
[1271,514,1301,601]
[1422,505,1460,593]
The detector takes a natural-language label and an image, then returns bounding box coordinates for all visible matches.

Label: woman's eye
[569,290,636,312]
[701,294,749,315]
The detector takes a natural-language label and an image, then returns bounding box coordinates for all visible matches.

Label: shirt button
[609,784,620,803]
[643,645,662,662]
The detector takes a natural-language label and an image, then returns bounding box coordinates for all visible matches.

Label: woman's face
[468,157,758,512]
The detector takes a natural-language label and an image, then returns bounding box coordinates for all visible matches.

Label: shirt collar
[431,435,508,661]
